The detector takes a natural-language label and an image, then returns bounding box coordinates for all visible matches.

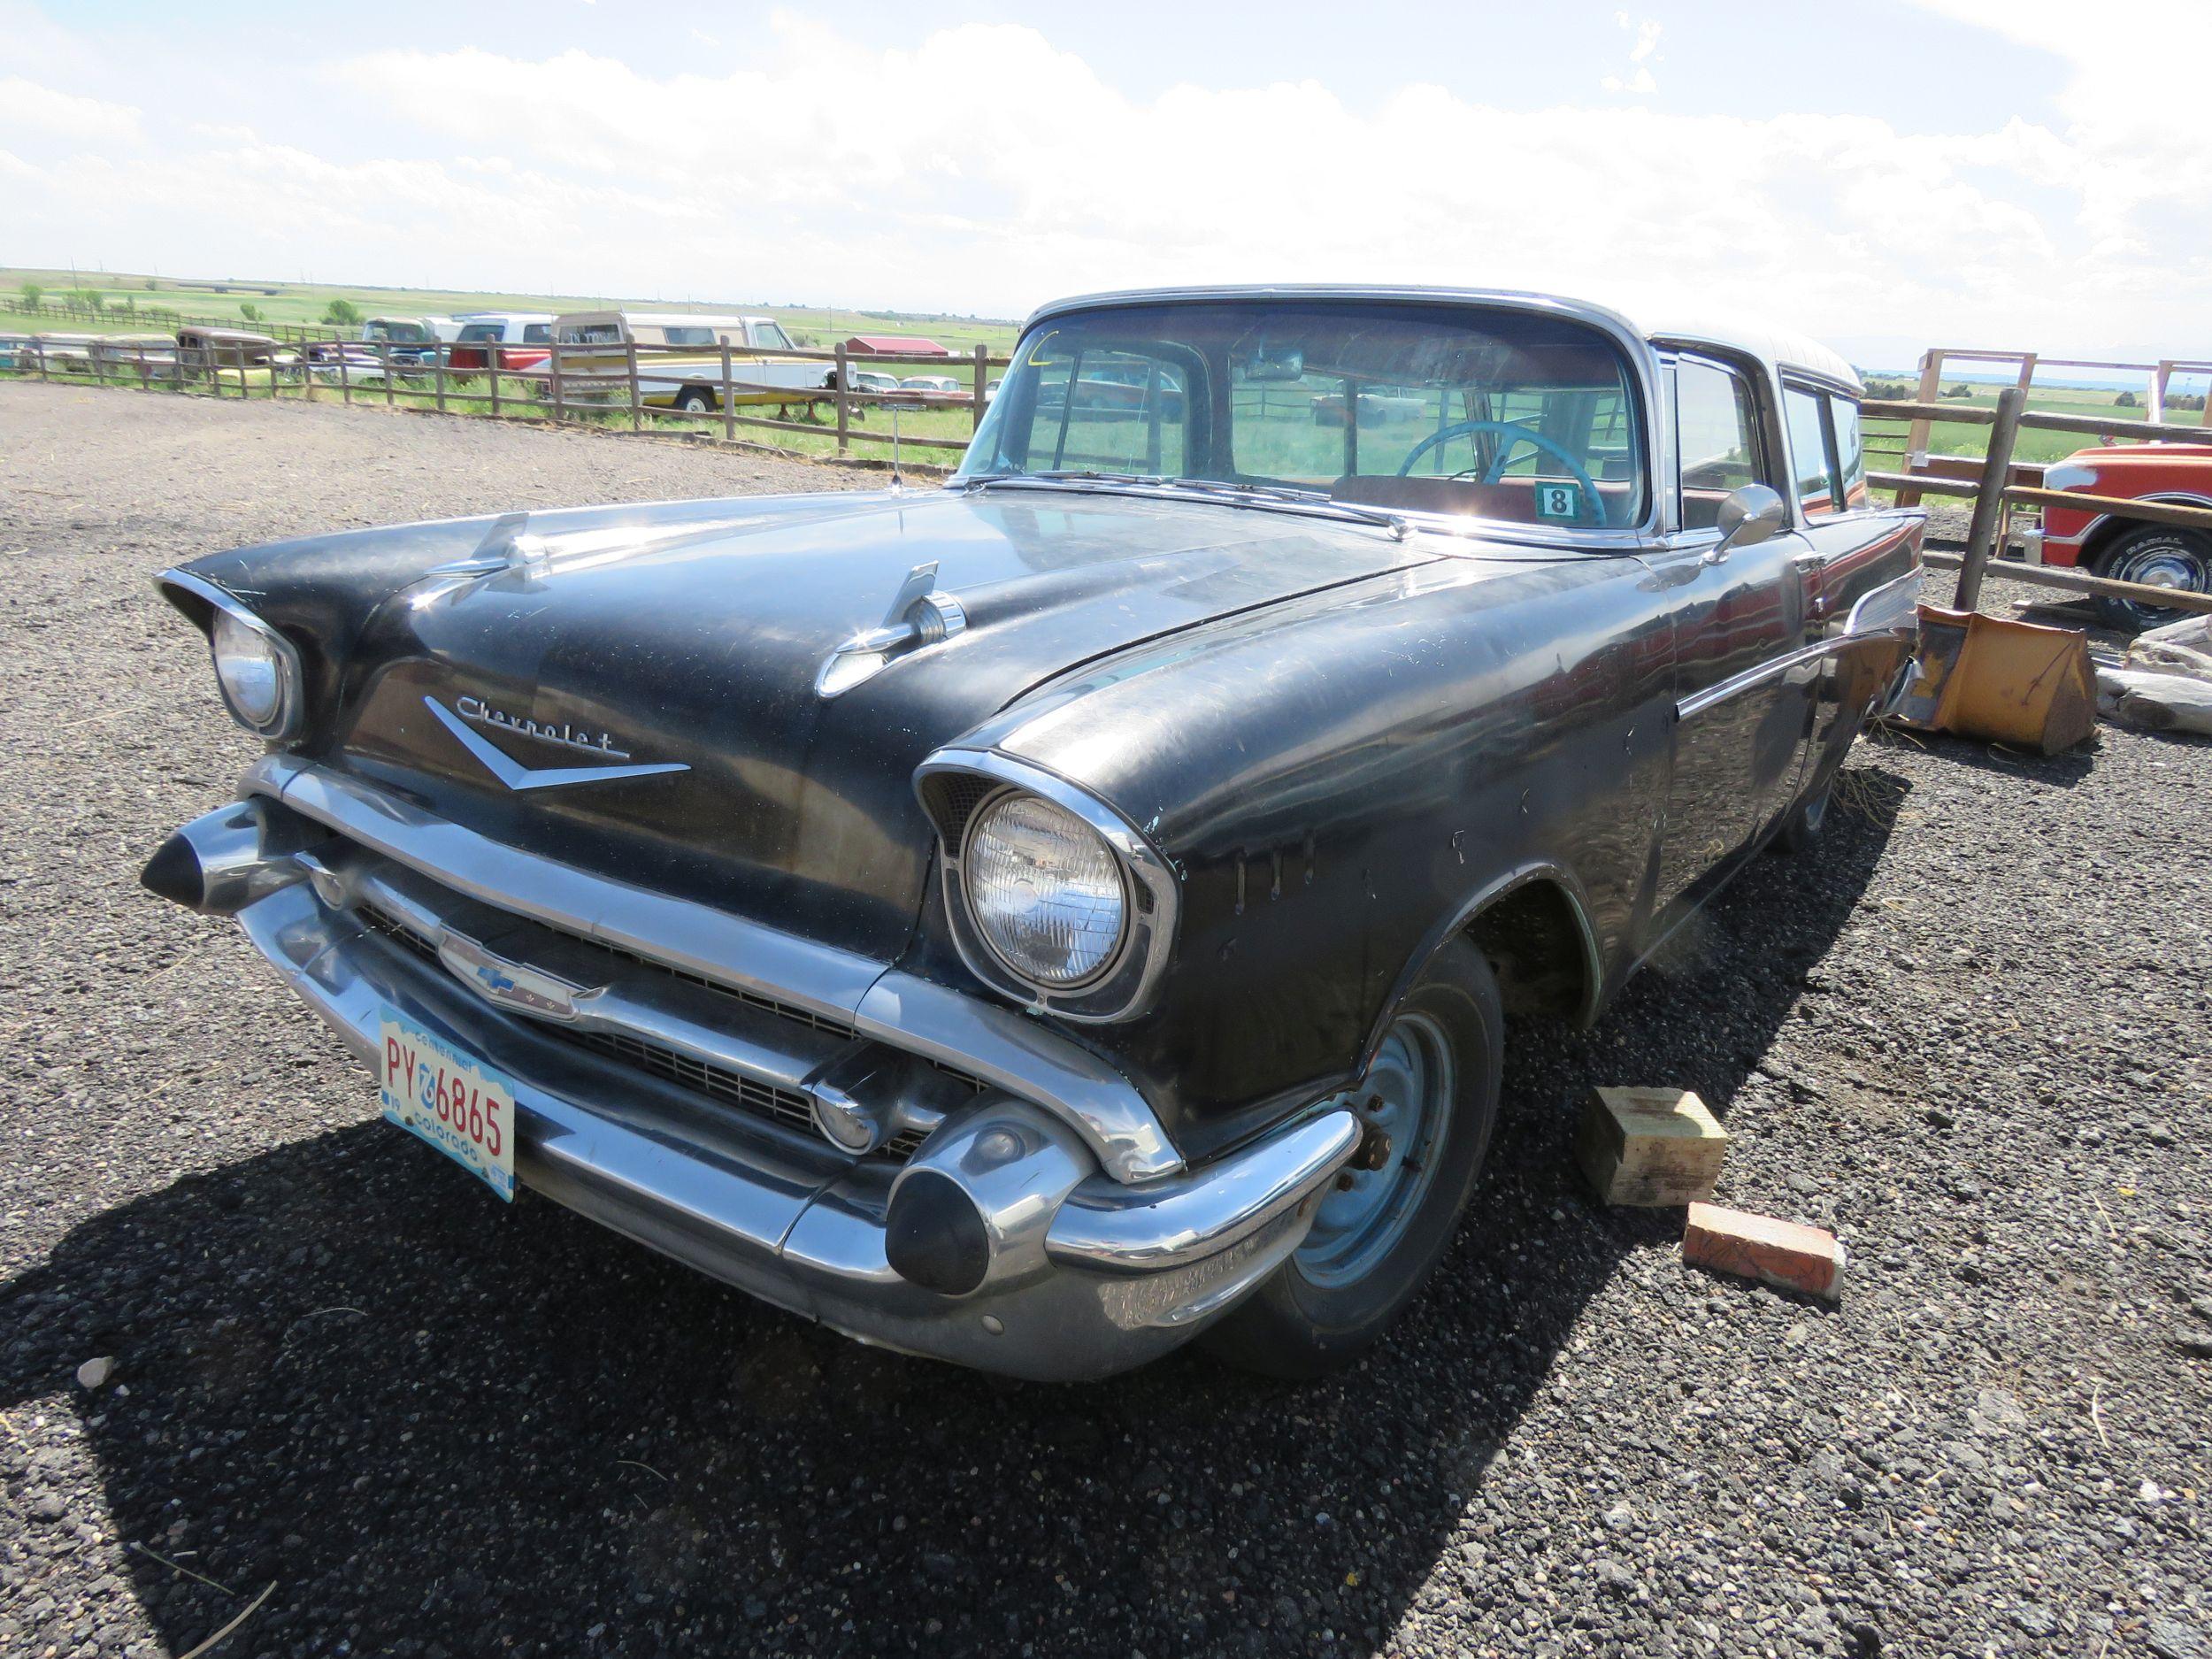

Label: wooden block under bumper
[1682,1202,1847,1300]
[1576,1087,1730,1207]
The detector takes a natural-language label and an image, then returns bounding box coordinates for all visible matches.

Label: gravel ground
[3,381,2208,1659]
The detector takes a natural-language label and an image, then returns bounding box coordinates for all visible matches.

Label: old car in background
[891,373,964,408]
[88,334,183,380]
[2022,442,2212,628]
[447,312,554,373]
[361,315,461,367]
[550,310,831,411]
[141,286,1920,1381]
[174,326,298,381]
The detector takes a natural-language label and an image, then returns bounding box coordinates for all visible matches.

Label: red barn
[843,334,949,357]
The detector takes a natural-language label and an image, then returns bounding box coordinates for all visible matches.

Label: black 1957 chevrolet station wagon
[142,286,1922,1380]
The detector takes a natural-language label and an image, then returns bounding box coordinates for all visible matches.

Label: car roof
[1023,284,1863,396]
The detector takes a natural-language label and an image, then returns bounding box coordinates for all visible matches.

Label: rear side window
[1674,359,1763,531]
[1783,386,1841,518]
[522,324,550,344]
[457,323,500,342]
[1829,395,1868,509]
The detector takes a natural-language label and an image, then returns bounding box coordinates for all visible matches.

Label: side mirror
[1709,483,1787,562]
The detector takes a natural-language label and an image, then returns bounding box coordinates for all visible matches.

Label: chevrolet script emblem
[423,696,687,791]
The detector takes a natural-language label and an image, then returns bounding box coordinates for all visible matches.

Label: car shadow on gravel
[2,770,1909,1658]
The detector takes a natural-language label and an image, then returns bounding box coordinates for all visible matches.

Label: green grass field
[0,265,1025,357]
[1861,377,2209,467]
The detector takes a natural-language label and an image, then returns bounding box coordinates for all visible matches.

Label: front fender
[948,548,1677,1160]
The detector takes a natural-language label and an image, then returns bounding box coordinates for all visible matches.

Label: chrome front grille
[353,892,949,1161]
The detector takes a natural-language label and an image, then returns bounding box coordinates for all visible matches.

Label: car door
[1650,353,1818,917]
[1782,380,1924,802]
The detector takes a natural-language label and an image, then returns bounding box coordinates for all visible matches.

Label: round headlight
[963,792,1127,989]
[210,608,290,733]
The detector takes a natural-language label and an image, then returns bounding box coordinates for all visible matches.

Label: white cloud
[1601,17,1662,95]
[0,75,140,142]
[3,12,2208,358]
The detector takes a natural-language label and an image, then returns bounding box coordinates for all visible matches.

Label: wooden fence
[4,329,1010,465]
[1864,389,2212,617]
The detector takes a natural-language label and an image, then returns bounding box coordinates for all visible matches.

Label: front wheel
[1202,941,1502,1379]
[2093,525,2212,632]
[672,387,717,414]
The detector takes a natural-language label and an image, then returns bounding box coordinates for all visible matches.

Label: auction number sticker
[378,1011,517,1202]
[1533,482,1582,520]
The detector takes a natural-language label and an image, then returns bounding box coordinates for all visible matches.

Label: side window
[522,324,550,344]
[1783,385,1841,518]
[1673,359,1762,531]
[1829,395,1868,509]
[457,323,500,342]
[751,322,795,350]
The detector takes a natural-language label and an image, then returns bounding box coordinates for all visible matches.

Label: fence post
[1954,386,2025,614]
[339,335,352,406]
[137,344,149,393]
[626,340,641,433]
[720,341,735,442]
[550,341,565,426]
[972,343,988,433]
[834,343,850,454]
[36,341,48,383]
[434,345,447,415]
[488,348,502,419]
[1897,349,1941,508]
[301,340,313,403]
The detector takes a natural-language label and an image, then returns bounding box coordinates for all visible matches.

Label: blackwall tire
[1202,941,1503,1379]
[1774,781,1831,853]
[673,388,716,414]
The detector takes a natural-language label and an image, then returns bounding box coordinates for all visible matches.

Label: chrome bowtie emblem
[424,696,687,791]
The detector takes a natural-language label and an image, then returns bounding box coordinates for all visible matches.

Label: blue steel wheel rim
[1294,1010,1453,1291]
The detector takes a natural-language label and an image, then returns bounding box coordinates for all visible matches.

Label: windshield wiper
[1146,477,1411,538]
[965,472,1410,538]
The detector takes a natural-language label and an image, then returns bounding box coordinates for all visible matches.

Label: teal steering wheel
[1394,419,1606,525]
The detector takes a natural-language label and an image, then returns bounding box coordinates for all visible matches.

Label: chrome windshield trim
[979,286,1666,543]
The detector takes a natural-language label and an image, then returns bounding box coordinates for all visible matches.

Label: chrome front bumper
[150,780,1360,1380]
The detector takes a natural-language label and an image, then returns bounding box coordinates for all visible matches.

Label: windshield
[958,300,1647,530]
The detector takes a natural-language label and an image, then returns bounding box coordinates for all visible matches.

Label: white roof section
[1023,284,1863,394]
[1641,313,1863,394]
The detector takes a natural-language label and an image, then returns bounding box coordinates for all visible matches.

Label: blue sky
[4,1,2208,365]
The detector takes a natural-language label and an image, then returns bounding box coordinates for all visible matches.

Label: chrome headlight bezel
[917,753,1179,1024]
[160,570,305,741]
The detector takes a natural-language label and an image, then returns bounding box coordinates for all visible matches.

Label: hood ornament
[423,696,687,791]
[816,561,968,698]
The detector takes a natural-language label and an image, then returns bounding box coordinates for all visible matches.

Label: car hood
[197,488,1446,960]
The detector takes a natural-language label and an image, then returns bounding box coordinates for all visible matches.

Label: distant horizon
[5,2,2211,365]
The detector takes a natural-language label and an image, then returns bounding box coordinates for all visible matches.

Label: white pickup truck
[549,311,833,411]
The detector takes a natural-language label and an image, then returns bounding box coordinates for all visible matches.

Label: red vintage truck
[2024,442,2212,628]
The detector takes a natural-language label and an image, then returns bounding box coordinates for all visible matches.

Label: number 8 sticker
[1535,483,1578,520]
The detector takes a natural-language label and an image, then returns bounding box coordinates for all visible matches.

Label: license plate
[378,1012,517,1202]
